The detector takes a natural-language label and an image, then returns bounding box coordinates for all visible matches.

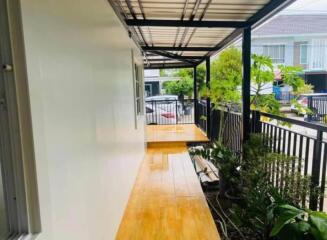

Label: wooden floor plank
[116,142,220,240]
[146,124,209,143]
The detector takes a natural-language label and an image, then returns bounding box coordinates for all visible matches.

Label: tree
[211,47,242,87]
[204,47,312,116]
[164,77,193,99]
[173,65,206,88]
[202,47,243,109]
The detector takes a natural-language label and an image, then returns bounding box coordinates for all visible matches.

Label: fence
[210,109,242,154]
[308,95,327,124]
[196,100,207,133]
[145,99,194,125]
[211,109,327,211]
[275,91,294,105]
[252,111,327,211]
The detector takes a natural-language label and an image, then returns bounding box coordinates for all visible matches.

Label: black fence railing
[308,95,327,124]
[276,91,295,105]
[253,111,327,211]
[210,109,242,154]
[196,100,207,133]
[145,99,194,125]
[210,109,327,211]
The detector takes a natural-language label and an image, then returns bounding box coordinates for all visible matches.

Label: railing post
[252,110,261,134]
[206,57,211,139]
[242,26,251,142]
[175,99,178,124]
[310,129,323,210]
[193,66,198,125]
[307,96,313,122]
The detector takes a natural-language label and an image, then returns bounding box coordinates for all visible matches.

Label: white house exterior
[251,14,327,71]
[144,69,180,96]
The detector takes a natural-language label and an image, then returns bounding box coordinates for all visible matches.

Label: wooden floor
[116,125,220,240]
[146,124,209,143]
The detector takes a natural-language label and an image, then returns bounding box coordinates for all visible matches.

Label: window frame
[263,44,286,64]
[300,43,308,65]
[0,0,41,238]
[131,51,144,129]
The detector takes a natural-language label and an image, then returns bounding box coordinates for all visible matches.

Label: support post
[194,66,198,125]
[206,57,211,138]
[310,130,323,210]
[242,27,251,142]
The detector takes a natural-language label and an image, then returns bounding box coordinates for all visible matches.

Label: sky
[283,0,327,14]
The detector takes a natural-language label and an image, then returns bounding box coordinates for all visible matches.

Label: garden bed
[189,135,327,240]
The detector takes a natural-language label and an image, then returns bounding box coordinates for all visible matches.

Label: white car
[145,95,184,124]
[146,103,177,124]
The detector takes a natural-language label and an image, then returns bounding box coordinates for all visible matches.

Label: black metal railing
[145,99,194,125]
[196,100,207,133]
[210,109,242,154]
[276,91,294,105]
[209,109,327,211]
[252,111,327,211]
[308,95,327,124]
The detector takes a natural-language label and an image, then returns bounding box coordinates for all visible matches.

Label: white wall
[252,37,294,66]
[19,0,145,239]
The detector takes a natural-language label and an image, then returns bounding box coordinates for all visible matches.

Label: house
[252,14,327,70]
[144,69,180,96]
[251,14,327,92]
[0,0,312,239]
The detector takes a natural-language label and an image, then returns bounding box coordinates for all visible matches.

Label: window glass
[263,45,285,64]
[134,63,143,116]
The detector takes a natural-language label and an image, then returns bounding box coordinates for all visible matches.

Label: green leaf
[270,205,305,237]
[309,211,327,240]
[277,222,310,240]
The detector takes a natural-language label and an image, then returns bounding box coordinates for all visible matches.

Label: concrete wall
[19,0,145,239]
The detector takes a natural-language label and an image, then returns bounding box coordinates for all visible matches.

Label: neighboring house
[247,14,327,94]
[252,14,327,71]
[144,69,180,97]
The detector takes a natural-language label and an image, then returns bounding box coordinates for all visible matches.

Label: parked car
[146,103,177,124]
[291,93,327,115]
[145,94,183,115]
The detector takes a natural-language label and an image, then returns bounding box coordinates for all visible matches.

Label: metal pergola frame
[108,0,297,140]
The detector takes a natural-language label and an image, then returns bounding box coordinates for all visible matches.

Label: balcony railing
[209,109,327,211]
[145,99,194,125]
[308,95,327,124]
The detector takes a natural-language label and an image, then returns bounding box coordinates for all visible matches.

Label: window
[134,64,142,115]
[300,43,308,64]
[263,45,285,64]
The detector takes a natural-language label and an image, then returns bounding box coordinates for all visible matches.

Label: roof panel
[110,0,296,68]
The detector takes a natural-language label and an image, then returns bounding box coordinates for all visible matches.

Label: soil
[204,189,262,240]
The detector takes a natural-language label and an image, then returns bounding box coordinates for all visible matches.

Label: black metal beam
[247,0,296,26]
[125,19,247,28]
[206,0,295,58]
[143,46,217,52]
[144,64,194,69]
[206,57,211,139]
[242,27,251,142]
[149,50,203,61]
[144,58,183,62]
[206,28,243,58]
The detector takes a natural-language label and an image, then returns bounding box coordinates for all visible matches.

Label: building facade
[252,14,327,71]
[144,69,180,97]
